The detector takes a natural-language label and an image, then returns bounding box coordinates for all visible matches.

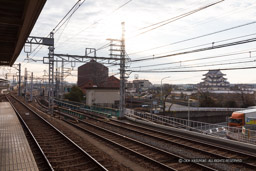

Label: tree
[162,84,173,113]
[64,86,84,102]
[225,100,237,107]
[198,91,217,107]
[240,90,255,107]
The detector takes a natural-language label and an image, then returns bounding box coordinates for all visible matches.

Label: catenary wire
[131,66,256,73]
[24,0,85,63]
[129,21,256,55]
[131,32,256,60]
[129,49,256,69]
[131,37,256,62]
[131,0,224,37]
[142,57,256,71]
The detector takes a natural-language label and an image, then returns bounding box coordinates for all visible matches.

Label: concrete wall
[163,110,233,123]
[86,89,120,107]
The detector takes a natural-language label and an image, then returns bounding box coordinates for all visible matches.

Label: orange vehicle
[228,109,256,128]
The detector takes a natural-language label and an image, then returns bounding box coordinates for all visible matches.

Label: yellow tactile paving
[0,102,38,171]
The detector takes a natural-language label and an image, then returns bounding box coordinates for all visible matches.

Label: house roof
[108,75,120,80]
[78,59,108,69]
[0,0,46,66]
[202,76,227,80]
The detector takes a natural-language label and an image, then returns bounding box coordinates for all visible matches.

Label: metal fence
[168,107,245,112]
[54,99,120,117]
[125,110,256,145]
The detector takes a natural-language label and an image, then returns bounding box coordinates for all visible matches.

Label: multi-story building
[133,79,152,92]
[78,60,120,94]
[78,60,108,88]
[199,70,230,91]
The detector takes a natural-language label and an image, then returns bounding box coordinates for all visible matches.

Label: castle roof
[203,69,225,76]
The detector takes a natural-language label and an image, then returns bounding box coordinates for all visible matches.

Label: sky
[2,0,256,85]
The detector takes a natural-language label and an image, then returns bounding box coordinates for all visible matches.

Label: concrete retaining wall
[125,116,256,155]
[162,111,232,123]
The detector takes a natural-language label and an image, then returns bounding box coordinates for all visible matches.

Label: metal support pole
[55,61,59,98]
[119,22,126,118]
[24,68,27,102]
[188,98,190,128]
[61,59,64,99]
[18,63,21,96]
[30,72,33,101]
[39,80,42,96]
[48,32,55,115]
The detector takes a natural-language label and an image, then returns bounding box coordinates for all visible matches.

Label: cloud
[13,0,256,84]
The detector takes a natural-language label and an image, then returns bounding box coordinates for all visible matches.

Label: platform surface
[0,102,38,171]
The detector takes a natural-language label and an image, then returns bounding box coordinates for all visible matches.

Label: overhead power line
[111,54,256,73]
[130,49,256,69]
[131,66,256,73]
[132,32,256,60]
[52,0,81,33]
[143,57,256,71]
[25,0,86,62]
[133,0,224,37]
[131,37,256,62]
[59,0,133,46]
[129,20,256,55]
[54,1,86,34]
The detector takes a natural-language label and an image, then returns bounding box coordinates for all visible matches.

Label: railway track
[62,113,215,170]
[35,97,215,170]
[7,95,107,171]
[93,116,256,169]
[49,99,256,171]
[64,111,256,170]
[35,97,256,170]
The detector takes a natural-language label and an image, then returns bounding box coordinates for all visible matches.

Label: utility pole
[61,59,64,99]
[30,72,33,101]
[12,75,14,91]
[18,63,21,96]
[24,68,27,102]
[120,22,126,118]
[108,22,126,118]
[55,67,58,98]
[48,32,55,115]
[39,80,42,96]
[188,98,191,128]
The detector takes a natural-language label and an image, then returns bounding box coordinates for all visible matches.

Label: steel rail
[40,98,256,170]
[9,95,108,171]
[54,99,256,156]
[55,109,216,171]
[54,104,256,170]
[6,95,54,171]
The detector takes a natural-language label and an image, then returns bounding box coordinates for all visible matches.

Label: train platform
[0,102,38,171]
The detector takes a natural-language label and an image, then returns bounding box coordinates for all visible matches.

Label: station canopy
[0,0,46,66]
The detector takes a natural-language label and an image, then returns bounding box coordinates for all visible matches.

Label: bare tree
[162,84,172,113]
